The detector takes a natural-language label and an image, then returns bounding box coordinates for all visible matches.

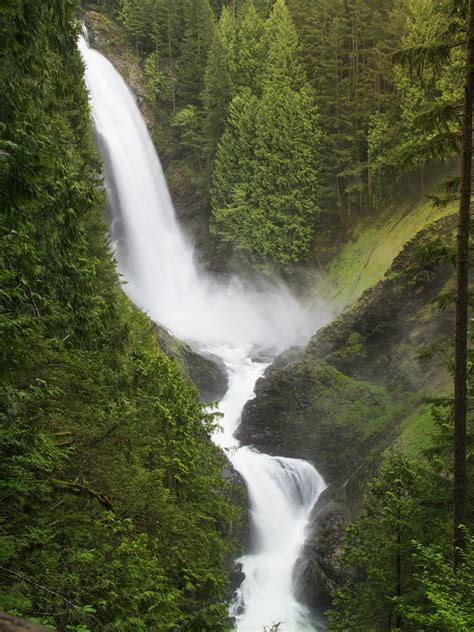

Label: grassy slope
[320,196,457,310]
[310,190,457,460]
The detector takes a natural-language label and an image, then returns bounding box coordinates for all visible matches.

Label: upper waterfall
[78,36,324,351]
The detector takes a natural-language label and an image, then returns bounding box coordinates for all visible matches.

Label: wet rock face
[295,490,349,606]
[238,215,456,602]
[237,355,397,486]
[155,325,228,402]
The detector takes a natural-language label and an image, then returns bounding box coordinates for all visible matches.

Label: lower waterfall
[79,34,328,631]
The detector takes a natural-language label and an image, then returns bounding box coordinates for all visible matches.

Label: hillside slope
[238,213,456,600]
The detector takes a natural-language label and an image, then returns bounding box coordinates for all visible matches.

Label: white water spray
[79,36,328,630]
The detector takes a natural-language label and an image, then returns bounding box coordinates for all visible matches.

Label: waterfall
[79,35,328,631]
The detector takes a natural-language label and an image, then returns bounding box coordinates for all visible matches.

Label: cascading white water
[79,35,328,630]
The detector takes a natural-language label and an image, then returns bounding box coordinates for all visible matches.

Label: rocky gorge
[83,6,457,617]
[239,215,455,601]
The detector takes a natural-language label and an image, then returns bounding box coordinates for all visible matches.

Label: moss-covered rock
[308,216,455,391]
[237,214,456,600]
[155,325,228,402]
[238,356,401,484]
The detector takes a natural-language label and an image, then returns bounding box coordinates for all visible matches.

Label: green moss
[304,359,402,437]
[393,405,437,458]
[320,196,457,309]
[326,331,366,365]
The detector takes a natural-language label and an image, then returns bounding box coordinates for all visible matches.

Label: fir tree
[234,0,266,93]
[202,9,235,159]
[210,89,258,249]
[249,82,321,268]
[329,454,444,631]
[178,0,215,105]
[210,0,322,270]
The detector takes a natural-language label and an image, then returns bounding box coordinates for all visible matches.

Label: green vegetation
[329,451,474,631]
[0,2,238,629]
[329,1,474,625]
[329,404,474,631]
[2,0,473,630]
[237,212,461,612]
[321,194,457,309]
[99,0,465,274]
[288,0,463,219]
[210,0,322,269]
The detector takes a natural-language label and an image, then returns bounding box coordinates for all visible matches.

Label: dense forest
[95,0,463,270]
[1,2,240,630]
[1,0,474,630]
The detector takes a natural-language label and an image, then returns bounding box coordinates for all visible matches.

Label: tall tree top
[235,0,266,91]
[264,0,306,90]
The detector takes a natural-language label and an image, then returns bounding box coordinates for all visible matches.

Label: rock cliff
[237,214,456,601]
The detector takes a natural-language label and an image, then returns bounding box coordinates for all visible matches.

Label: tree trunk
[453,0,474,570]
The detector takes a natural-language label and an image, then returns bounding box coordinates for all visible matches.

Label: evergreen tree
[120,0,159,52]
[264,0,305,90]
[287,0,401,220]
[453,0,474,568]
[210,89,258,249]
[202,9,235,159]
[393,0,474,566]
[329,454,446,631]
[398,536,474,629]
[234,0,266,93]
[210,0,322,270]
[249,83,321,268]
[178,0,215,105]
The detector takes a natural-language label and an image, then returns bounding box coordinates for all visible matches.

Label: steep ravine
[82,8,456,618]
[80,33,333,630]
[238,214,456,602]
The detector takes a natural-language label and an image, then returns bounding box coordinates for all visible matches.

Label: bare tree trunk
[453,0,474,571]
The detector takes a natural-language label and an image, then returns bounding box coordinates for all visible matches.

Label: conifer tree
[329,455,438,631]
[210,89,258,247]
[453,0,474,569]
[178,0,215,105]
[211,0,322,269]
[120,0,158,52]
[234,0,266,93]
[249,82,321,268]
[264,0,305,90]
[287,0,400,219]
[202,8,235,158]
[392,0,473,567]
